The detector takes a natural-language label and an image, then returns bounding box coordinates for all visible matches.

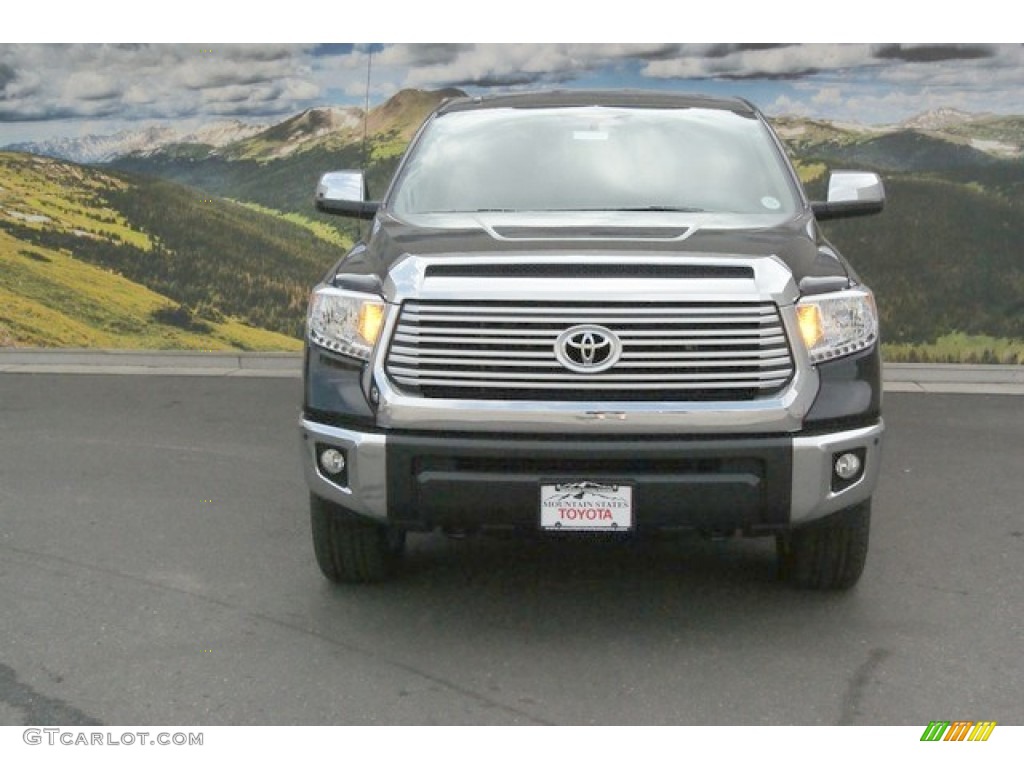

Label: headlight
[795,288,878,364]
[307,287,386,360]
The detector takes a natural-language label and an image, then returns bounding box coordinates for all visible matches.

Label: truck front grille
[384,300,795,401]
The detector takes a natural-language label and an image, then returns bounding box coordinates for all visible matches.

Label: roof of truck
[435,90,758,116]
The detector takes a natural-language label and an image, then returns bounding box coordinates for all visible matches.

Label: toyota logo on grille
[555,325,622,373]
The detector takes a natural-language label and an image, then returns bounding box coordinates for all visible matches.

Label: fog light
[319,448,347,476]
[834,452,862,481]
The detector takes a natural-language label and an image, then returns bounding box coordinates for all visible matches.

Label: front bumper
[300,418,883,532]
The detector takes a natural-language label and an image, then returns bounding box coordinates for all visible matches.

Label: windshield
[390,106,801,216]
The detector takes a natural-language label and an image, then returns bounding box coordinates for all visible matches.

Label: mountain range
[3,89,465,165]
[5,120,268,165]
[7,94,1022,166]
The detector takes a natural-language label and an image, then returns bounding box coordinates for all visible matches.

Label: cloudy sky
[2,42,1021,146]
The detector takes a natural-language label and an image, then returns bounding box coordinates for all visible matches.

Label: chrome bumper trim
[300,419,388,521]
[789,420,884,524]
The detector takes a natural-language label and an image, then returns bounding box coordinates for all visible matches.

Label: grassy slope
[230,200,350,247]
[883,332,1024,365]
[0,232,297,350]
[0,152,309,350]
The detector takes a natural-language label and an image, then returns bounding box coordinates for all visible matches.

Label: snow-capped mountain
[5,120,267,164]
[184,120,269,149]
[226,106,364,159]
[6,95,1022,168]
[898,108,979,132]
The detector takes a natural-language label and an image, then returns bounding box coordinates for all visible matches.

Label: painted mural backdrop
[1,44,1022,361]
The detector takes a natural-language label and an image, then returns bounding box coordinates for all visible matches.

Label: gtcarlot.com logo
[920,721,997,742]
[23,729,203,747]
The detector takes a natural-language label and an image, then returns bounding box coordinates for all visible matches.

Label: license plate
[540,482,633,532]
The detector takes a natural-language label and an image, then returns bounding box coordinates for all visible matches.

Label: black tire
[777,499,871,590]
[310,493,405,584]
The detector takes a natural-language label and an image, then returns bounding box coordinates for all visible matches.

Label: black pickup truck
[300,90,885,589]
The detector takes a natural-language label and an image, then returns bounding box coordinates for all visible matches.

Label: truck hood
[335,210,851,286]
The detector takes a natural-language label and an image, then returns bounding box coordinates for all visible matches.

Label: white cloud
[1,42,1023,144]
[395,44,671,87]
[63,71,122,101]
[811,87,843,108]
[0,44,323,125]
[642,45,876,80]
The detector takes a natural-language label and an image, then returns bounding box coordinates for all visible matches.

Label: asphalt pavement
[0,365,1022,725]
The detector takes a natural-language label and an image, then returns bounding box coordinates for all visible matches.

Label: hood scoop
[490,224,692,242]
[424,262,754,279]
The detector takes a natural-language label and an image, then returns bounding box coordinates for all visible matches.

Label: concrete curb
[880,363,1024,395]
[0,350,302,378]
[1,350,1023,394]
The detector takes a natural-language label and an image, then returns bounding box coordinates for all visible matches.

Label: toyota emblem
[554,325,622,373]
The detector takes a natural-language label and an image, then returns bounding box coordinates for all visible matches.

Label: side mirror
[811,171,885,221]
[315,170,379,220]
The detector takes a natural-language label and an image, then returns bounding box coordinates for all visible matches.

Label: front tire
[310,493,405,583]
[777,500,871,590]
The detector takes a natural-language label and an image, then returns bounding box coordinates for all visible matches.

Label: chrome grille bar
[384,300,795,401]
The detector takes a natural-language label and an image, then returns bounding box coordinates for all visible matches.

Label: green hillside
[822,175,1024,344]
[0,152,347,349]
[802,130,1005,173]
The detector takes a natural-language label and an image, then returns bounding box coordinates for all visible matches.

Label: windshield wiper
[421,208,521,213]
[609,206,708,213]
[543,206,708,213]
[422,206,708,214]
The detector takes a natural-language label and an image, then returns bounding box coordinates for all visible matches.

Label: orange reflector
[358,303,385,345]
[796,304,823,350]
